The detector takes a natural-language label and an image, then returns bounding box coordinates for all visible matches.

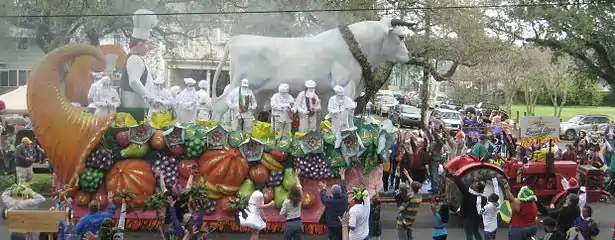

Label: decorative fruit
[86,145,117,170]
[116,131,130,147]
[169,145,185,157]
[179,160,198,178]
[202,198,217,215]
[293,153,334,180]
[274,186,289,209]
[282,168,297,191]
[79,168,105,193]
[198,147,250,195]
[267,170,283,187]
[249,164,269,186]
[263,187,274,204]
[92,187,109,208]
[120,143,150,159]
[151,154,179,189]
[270,148,287,162]
[74,191,92,206]
[302,191,315,208]
[150,130,166,150]
[219,196,235,214]
[237,179,255,199]
[261,153,283,171]
[105,159,156,206]
[185,135,206,158]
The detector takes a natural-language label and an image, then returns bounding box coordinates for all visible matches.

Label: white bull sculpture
[211,17,414,121]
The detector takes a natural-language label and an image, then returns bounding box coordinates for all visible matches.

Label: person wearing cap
[295,80,321,132]
[147,78,174,121]
[120,9,158,121]
[175,78,199,124]
[92,76,121,116]
[221,84,233,127]
[13,137,35,183]
[196,80,212,121]
[227,79,257,132]
[198,80,210,95]
[87,72,105,113]
[327,85,357,144]
[541,217,566,240]
[270,83,295,139]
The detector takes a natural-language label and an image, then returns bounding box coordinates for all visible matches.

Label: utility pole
[420,4,432,129]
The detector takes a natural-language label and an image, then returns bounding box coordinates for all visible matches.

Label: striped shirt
[396,193,422,228]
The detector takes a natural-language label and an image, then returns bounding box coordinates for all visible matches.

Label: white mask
[241,86,249,93]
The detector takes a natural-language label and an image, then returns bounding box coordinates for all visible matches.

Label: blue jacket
[75,201,116,235]
[169,207,204,239]
[319,179,348,227]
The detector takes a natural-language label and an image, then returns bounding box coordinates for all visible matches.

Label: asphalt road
[1,199,613,239]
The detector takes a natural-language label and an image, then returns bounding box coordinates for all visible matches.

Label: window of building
[0,70,29,87]
[17,38,29,50]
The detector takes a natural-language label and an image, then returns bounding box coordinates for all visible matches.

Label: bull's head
[379,17,415,63]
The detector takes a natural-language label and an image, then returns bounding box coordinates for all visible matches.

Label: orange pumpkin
[65,45,126,104]
[105,159,155,206]
[92,187,109,209]
[74,191,92,206]
[150,130,166,150]
[302,191,315,208]
[198,147,250,195]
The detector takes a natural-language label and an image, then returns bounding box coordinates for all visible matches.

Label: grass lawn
[510,104,615,121]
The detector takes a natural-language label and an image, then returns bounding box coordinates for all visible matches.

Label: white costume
[221,85,233,126]
[295,80,321,132]
[270,83,295,138]
[147,78,174,119]
[170,86,181,98]
[197,80,212,120]
[93,76,121,116]
[175,78,199,124]
[327,85,356,134]
[227,79,257,132]
[121,9,158,110]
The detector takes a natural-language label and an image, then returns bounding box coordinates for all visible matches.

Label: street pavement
[1,199,613,239]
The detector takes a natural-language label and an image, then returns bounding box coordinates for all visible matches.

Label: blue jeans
[508,226,537,240]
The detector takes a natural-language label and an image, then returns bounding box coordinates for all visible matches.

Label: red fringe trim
[75,218,327,234]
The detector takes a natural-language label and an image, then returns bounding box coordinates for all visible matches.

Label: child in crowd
[478,193,500,239]
[396,169,422,240]
[430,199,448,240]
[572,205,599,240]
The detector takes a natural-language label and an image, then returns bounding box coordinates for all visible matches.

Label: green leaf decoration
[277,136,292,152]
[229,131,249,148]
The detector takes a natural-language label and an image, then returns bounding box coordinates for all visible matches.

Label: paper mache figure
[147,78,173,120]
[227,79,257,132]
[197,80,213,120]
[270,83,295,138]
[93,76,121,116]
[175,78,199,124]
[328,85,357,133]
[295,80,321,133]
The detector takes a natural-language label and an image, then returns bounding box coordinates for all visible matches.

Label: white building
[0,21,44,94]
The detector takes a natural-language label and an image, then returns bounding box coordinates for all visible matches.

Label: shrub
[0,174,53,195]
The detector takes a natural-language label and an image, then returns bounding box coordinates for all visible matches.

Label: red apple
[169,145,185,157]
[92,187,109,209]
[116,131,130,147]
[270,148,287,162]
[249,164,270,186]
[179,159,198,178]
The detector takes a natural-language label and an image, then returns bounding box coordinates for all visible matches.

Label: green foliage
[0,174,52,195]
[566,77,605,106]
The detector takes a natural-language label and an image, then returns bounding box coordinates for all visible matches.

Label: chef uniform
[328,85,356,147]
[270,83,295,138]
[119,9,158,121]
[221,84,233,127]
[93,76,121,116]
[147,78,174,120]
[197,80,212,120]
[227,79,257,132]
[295,80,321,132]
[87,72,104,113]
[175,78,199,124]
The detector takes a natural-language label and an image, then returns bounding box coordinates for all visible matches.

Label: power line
[0,1,611,18]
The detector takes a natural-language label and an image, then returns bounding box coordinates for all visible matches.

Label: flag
[499,200,512,223]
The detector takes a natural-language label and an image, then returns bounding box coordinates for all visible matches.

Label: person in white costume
[87,72,104,113]
[328,85,356,133]
[227,79,257,132]
[170,85,181,98]
[120,9,158,121]
[93,76,121,116]
[147,78,173,119]
[221,85,233,127]
[270,83,295,138]
[294,80,321,132]
[197,80,212,120]
[175,78,199,124]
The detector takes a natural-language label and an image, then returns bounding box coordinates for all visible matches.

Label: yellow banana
[263,154,283,170]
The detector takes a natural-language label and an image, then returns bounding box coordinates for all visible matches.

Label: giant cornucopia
[26,44,394,234]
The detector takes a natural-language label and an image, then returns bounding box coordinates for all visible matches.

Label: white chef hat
[132,9,158,41]
[241,79,249,87]
[184,78,196,85]
[305,80,316,88]
[198,80,209,89]
[100,76,111,85]
[91,71,104,78]
[278,83,289,93]
[333,85,344,94]
[170,86,181,95]
[153,78,165,85]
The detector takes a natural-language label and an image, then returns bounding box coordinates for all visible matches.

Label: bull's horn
[391,19,416,28]
[27,44,116,187]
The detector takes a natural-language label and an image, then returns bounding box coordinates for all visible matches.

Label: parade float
[444,116,609,220]
[25,44,394,234]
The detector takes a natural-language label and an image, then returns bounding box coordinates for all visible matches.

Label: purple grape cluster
[86,146,116,170]
[267,170,283,187]
[293,154,334,180]
[203,198,217,215]
[152,155,179,189]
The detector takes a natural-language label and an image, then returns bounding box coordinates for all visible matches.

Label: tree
[488,0,615,88]
[539,51,574,117]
